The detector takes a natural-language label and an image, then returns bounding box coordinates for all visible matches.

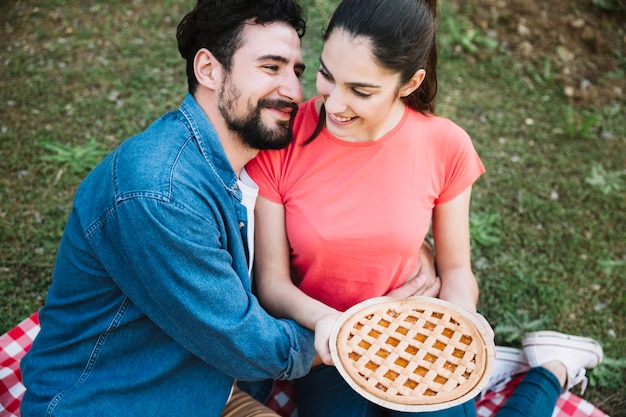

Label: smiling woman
[243,0,626,414]
[246,0,491,416]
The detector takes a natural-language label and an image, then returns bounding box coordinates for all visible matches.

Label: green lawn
[1,0,624,413]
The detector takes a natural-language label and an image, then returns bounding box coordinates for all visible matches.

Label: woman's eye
[318,67,331,80]
[353,89,371,98]
[318,65,371,97]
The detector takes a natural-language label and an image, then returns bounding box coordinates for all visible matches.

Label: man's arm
[99,197,316,381]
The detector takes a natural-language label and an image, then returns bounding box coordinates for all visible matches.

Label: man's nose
[278,72,303,104]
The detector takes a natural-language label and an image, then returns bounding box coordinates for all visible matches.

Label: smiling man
[20,1,315,416]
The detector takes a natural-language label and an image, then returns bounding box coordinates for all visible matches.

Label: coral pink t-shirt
[246,98,485,312]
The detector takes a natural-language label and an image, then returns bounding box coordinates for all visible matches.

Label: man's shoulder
[75,108,199,202]
[117,114,196,187]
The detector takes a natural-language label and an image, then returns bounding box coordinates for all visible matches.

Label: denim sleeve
[93,196,315,381]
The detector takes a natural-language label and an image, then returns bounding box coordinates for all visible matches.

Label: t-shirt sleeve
[246,99,318,204]
[246,150,285,204]
[435,121,485,204]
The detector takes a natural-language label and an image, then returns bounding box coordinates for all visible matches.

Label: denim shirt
[20,93,315,417]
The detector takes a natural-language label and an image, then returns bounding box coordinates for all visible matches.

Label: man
[21,1,314,416]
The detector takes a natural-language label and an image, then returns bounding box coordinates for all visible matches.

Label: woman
[245,0,601,416]
[247,0,486,415]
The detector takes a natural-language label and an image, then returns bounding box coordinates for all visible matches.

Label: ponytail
[405,0,438,113]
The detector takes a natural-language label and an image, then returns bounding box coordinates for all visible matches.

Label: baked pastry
[329,296,494,412]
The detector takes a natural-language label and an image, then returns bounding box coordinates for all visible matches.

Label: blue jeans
[294,365,477,417]
[494,367,561,417]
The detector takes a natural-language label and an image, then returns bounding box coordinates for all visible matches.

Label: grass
[1,0,624,414]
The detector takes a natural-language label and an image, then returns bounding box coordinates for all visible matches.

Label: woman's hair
[176,0,306,94]
[305,0,438,144]
[325,0,438,113]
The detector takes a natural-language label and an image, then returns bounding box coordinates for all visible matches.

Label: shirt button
[238,222,245,229]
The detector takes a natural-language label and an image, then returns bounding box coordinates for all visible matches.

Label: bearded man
[20,1,315,416]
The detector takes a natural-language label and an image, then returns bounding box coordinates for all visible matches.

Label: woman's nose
[322,87,347,114]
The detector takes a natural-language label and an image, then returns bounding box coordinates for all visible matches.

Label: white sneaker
[480,346,530,398]
[522,331,603,394]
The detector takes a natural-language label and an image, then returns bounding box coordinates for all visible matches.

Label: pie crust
[329,296,494,412]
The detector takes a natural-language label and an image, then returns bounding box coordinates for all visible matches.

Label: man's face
[218,21,305,150]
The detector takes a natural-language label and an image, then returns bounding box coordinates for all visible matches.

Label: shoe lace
[567,368,588,394]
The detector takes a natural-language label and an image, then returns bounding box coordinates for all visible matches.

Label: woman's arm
[432,185,494,343]
[254,196,341,364]
[431,186,479,312]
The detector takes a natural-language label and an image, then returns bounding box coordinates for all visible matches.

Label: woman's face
[316,29,408,142]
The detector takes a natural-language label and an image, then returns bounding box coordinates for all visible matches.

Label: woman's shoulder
[292,97,323,145]
[404,108,469,139]
[296,97,321,120]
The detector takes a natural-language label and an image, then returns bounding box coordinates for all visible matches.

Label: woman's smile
[328,112,357,124]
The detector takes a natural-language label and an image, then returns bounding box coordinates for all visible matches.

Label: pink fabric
[1,313,609,417]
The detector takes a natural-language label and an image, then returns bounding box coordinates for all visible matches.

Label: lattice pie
[329,296,494,412]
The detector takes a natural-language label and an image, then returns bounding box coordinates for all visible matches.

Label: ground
[452,0,625,108]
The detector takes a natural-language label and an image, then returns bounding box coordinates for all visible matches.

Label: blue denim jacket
[20,93,315,417]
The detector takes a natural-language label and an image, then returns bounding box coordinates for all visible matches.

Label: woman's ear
[399,69,426,98]
[194,48,222,90]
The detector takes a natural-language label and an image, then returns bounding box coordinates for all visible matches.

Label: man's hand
[313,312,341,366]
[386,242,440,298]
[386,273,441,298]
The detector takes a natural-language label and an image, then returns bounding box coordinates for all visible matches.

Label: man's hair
[177,0,306,94]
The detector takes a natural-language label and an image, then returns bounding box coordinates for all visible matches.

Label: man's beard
[218,80,298,151]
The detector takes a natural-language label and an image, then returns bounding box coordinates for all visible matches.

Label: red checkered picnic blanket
[1,313,609,417]
[266,376,609,417]
[0,314,39,417]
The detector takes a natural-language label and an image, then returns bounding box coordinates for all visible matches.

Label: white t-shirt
[238,167,259,277]
[228,168,259,403]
